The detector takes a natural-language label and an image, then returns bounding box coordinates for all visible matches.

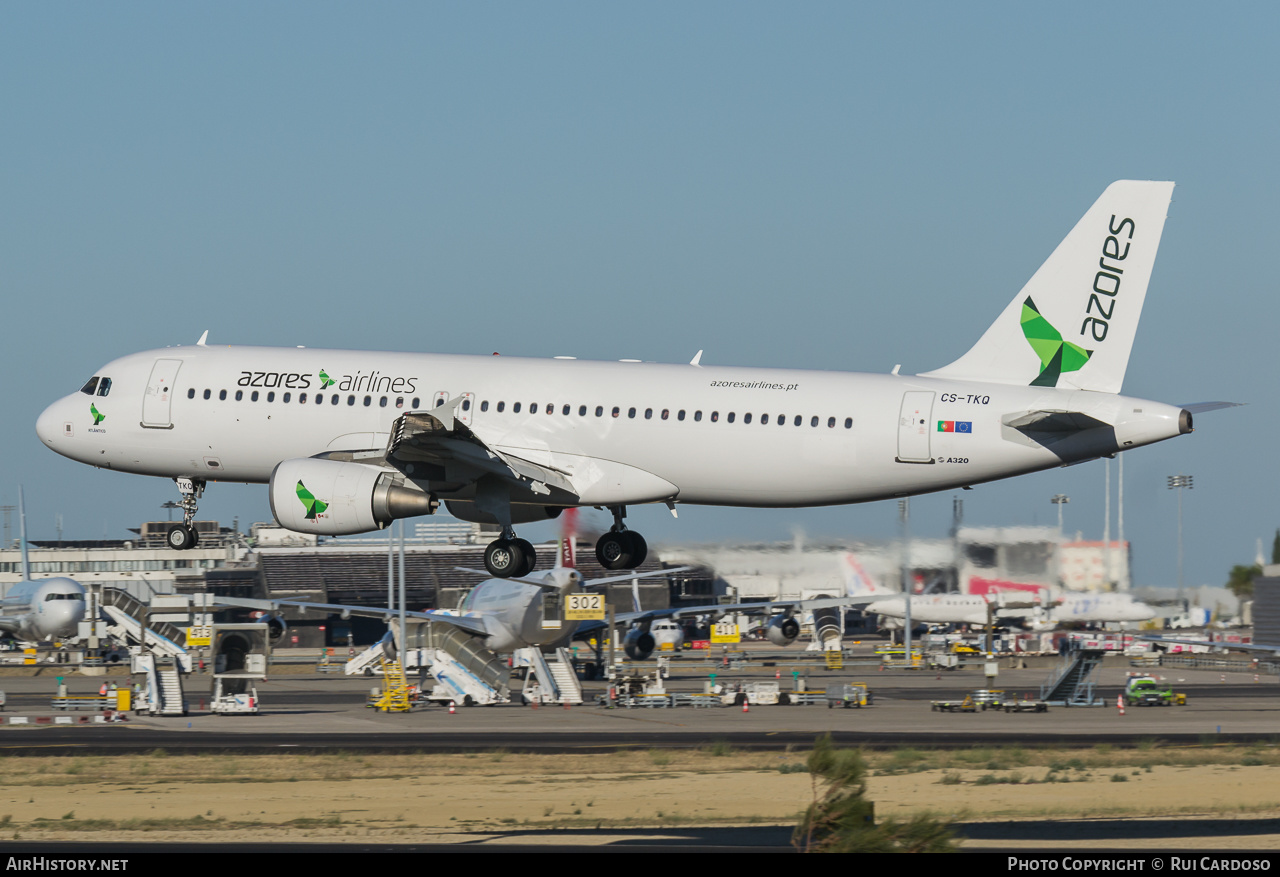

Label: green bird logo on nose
[1021,297,1093,387]
[90,404,105,426]
[319,370,336,390]
[296,481,328,520]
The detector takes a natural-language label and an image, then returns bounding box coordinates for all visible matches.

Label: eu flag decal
[937,421,972,433]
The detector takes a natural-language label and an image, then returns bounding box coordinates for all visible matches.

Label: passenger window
[80,377,99,395]
[496,401,505,412]
[381,397,389,408]
[315,393,323,404]
[727,412,735,423]
[97,378,112,397]
[661,409,669,420]
[628,407,636,419]
[845,417,853,429]
[480,400,488,412]
[677,410,685,421]
[251,391,259,402]
[595,406,603,417]
[398,397,405,409]
[283,393,290,403]
[711,411,719,423]
[811,416,819,427]
[219,390,227,401]
[203,389,211,400]
[794,415,802,426]
[412,397,420,408]
[562,404,570,415]
[743,413,751,424]
[828,417,836,428]
[187,388,195,399]
[267,392,275,402]
[363,396,371,407]
[299,393,307,403]
[612,407,620,418]
[579,405,587,416]
[645,409,653,420]
[761,413,769,424]
[347,395,356,406]
[546,403,553,414]
[235,390,243,401]
[694,410,702,422]
[463,399,471,411]
[514,402,522,414]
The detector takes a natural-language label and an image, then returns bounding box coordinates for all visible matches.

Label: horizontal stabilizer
[1002,410,1110,433]
[1177,401,1244,414]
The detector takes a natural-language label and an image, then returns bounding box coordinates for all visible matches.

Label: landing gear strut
[484,528,536,578]
[167,477,205,551]
[595,506,648,570]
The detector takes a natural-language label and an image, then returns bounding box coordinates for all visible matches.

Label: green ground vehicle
[1124,675,1186,707]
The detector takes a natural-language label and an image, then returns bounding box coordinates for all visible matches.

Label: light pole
[1168,475,1194,590]
[1051,495,1069,536]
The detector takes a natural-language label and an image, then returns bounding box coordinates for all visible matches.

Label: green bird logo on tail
[296,481,329,520]
[319,370,335,390]
[1020,297,1093,387]
[90,404,105,426]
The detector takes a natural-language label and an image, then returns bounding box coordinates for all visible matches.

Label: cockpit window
[97,377,112,397]
[45,593,84,602]
[80,377,100,395]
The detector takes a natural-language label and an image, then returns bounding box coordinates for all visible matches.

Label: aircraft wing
[384,407,579,502]
[216,596,491,637]
[1140,635,1280,654]
[592,595,880,630]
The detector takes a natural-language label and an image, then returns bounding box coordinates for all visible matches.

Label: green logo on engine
[1021,297,1093,387]
[296,481,329,520]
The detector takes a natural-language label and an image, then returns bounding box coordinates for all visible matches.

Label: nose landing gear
[166,477,205,551]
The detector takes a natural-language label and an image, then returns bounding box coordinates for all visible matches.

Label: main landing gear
[484,529,537,578]
[594,506,648,571]
[479,506,649,578]
[166,477,205,551]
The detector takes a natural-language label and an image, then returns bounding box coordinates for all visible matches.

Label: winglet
[690,350,703,366]
[196,330,209,347]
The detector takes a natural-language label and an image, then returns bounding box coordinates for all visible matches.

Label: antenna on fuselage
[18,485,30,582]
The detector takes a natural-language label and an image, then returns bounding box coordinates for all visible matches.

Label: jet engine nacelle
[444,501,562,526]
[765,615,801,647]
[623,628,655,661]
[270,458,437,535]
[261,614,287,645]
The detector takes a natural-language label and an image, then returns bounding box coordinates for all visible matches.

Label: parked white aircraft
[2,488,86,642]
[226,564,859,660]
[864,590,1155,629]
[38,181,1213,578]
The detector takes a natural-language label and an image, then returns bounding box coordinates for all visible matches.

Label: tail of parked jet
[921,180,1175,394]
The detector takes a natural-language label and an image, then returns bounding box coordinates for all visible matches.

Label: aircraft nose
[36,398,70,450]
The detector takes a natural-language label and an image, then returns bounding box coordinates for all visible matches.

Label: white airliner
[2,489,87,642]
[228,564,852,661]
[37,181,1212,579]
[864,590,1155,629]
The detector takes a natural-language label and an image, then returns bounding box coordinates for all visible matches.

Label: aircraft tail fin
[920,181,1175,394]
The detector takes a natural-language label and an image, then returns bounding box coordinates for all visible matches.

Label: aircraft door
[896,391,935,463]
[142,359,183,429]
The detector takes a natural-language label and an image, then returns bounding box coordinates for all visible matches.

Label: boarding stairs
[345,639,387,676]
[134,653,187,716]
[372,659,413,712]
[99,589,193,673]
[1040,648,1106,706]
[514,647,584,705]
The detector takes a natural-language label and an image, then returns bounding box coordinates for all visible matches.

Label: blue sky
[3,3,1276,588]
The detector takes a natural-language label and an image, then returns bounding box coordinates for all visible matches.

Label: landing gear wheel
[595,531,633,570]
[625,531,647,567]
[484,539,522,578]
[512,538,536,577]
[167,525,195,551]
